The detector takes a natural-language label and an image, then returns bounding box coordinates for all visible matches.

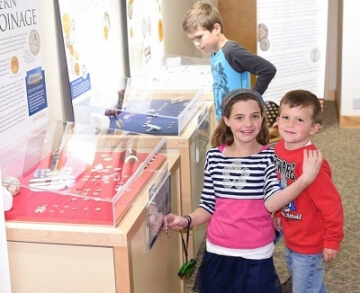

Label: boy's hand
[301,149,323,184]
[323,248,339,263]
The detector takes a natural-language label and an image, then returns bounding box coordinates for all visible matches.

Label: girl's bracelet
[183,215,192,229]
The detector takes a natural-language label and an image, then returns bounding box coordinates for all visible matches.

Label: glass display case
[1,119,168,227]
[74,91,215,258]
[73,76,204,136]
[152,54,212,94]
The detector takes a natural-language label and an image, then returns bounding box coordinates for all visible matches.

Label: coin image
[257,23,268,42]
[74,63,80,75]
[128,1,133,19]
[103,11,111,41]
[310,48,321,62]
[62,13,72,35]
[10,56,19,74]
[158,19,163,42]
[29,29,41,55]
[142,18,147,38]
[104,11,111,31]
[104,26,109,40]
[260,38,270,51]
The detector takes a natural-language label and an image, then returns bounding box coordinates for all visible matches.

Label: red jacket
[274,140,344,253]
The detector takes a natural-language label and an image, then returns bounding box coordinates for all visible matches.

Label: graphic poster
[257,0,328,104]
[0,0,48,147]
[58,0,125,108]
[126,0,165,76]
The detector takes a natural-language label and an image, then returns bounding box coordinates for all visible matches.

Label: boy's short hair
[280,90,322,124]
[182,1,223,33]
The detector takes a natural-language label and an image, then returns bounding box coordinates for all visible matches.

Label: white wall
[340,0,360,116]
[324,0,339,100]
[41,0,351,121]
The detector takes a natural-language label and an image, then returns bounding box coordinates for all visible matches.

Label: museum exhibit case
[73,76,205,136]
[1,120,184,293]
[72,78,216,258]
[152,54,212,95]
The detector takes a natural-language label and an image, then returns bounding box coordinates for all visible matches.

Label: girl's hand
[301,149,323,184]
[273,217,282,232]
[163,213,187,234]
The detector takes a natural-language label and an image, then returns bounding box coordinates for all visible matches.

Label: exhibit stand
[2,120,184,293]
[72,80,216,259]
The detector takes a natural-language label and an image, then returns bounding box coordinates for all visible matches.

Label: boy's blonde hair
[280,90,322,124]
[182,1,223,33]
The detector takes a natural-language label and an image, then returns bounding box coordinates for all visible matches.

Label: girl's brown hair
[211,90,269,147]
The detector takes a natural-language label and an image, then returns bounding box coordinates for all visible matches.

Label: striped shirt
[200,145,280,250]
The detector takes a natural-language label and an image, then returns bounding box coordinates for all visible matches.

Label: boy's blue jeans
[285,247,327,293]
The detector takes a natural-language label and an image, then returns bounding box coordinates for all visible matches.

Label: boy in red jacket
[274,90,344,293]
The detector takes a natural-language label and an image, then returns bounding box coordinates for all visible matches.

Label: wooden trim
[327,89,336,101]
[339,115,360,128]
[218,0,257,86]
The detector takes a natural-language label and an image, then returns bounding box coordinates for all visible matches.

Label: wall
[218,0,257,86]
[219,0,338,101]
[339,0,360,127]
[39,0,359,128]
[325,0,339,101]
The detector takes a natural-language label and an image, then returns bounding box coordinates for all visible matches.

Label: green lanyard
[177,216,196,278]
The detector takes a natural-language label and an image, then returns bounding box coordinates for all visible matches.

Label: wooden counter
[6,155,183,293]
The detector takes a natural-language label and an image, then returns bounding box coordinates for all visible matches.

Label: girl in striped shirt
[164,88,322,293]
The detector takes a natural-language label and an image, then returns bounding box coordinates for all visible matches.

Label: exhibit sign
[126,0,165,76]
[57,0,125,108]
[0,0,48,147]
[146,170,171,250]
[257,0,328,104]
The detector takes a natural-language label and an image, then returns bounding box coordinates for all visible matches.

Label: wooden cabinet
[6,155,183,293]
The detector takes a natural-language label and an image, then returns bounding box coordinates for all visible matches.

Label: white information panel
[126,0,164,76]
[0,0,49,146]
[257,0,328,103]
[58,0,126,108]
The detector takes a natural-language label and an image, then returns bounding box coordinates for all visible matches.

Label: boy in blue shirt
[182,1,276,122]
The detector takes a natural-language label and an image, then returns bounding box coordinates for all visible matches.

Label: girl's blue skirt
[193,251,282,293]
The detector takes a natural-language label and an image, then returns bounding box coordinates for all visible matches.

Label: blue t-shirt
[210,41,276,121]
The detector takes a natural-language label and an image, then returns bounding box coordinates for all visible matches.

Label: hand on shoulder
[301,149,323,184]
